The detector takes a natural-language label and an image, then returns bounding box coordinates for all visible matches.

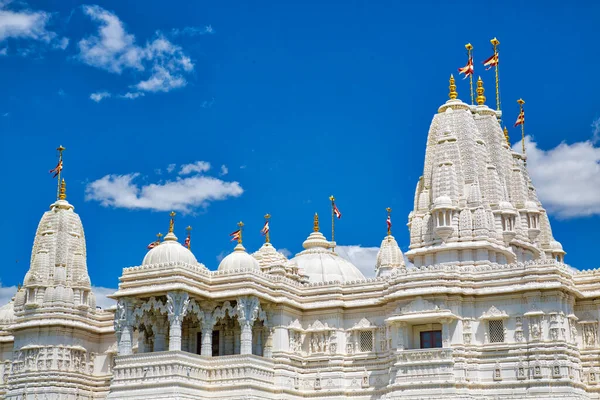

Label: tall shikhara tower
[406,75,565,268]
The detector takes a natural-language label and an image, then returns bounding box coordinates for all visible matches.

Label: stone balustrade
[394,348,455,383]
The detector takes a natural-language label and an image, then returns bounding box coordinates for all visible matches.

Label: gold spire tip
[168,211,176,233]
[57,145,65,152]
[465,43,473,51]
[490,37,500,46]
[449,74,457,100]
[186,225,192,232]
[329,195,335,202]
[59,179,67,200]
[386,207,391,213]
[517,98,525,106]
[503,126,510,145]
[157,232,163,241]
[264,213,271,220]
[313,213,319,232]
[476,76,486,105]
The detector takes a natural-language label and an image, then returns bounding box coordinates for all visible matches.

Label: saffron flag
[514,109,525,127]
[184,236,190,249]
[483,53,499,70]
[387,215,392,231]
[333,203,342,219]
[49,160,63,178]
[458,57,474,79]
[261,221,270,236]
[230,229,241,242]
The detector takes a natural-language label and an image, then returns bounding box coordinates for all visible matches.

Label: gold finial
[157,232,164,241]
[517,98,525,106]
[329,195,335,202]
[476,76,486,105]
[449,74,457,100]
[59,179,67,200]
[517,99,526,155]
[168,211,176,233]
[386,207,392,236]
[263,214,271,243]
[503,126,510,145]
[313,213,319,232]
[237,221,244,244]
[490,37,500,47]
[465,43,473,51]
[186,225,192,233]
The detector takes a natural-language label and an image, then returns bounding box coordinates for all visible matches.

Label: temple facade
[2,76,600,399]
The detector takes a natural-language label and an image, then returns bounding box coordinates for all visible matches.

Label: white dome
[376,235,405,277]
[219,244,260,271]
[433,195,453,209]
[251,242,289,269]
[291,231,365,283]
[0,299,15,326]
[142,232,198,266]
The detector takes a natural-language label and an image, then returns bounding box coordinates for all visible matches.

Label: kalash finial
[503,126,510,145]
[313,213,320,232]
[237,221,244,244]
[59,179,67,200]
[168,211,176,233]
[476,76,486,105]
[449,74,457,100]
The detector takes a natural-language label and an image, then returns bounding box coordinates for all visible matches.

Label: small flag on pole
[514,108,525,127]
[387,215,392,232]
[458,57,474,79]
[483,53,499,70]
[49,160,63,178]
[333,203,342,219]
[261,220,270,236]
[230,229,241,242]
[184,236,190,249]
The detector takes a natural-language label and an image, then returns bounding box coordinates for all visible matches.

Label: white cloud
[85,171,243,213]
[0,47,6,55]
[220,165,228,176]
[90,91,111,102]
[592,117,600,144]
[0,3,67,50]
[0,283,16,306]
[91,286,116,309]
[277,248,292,258]
[171,25,214,37]
[166,163,176,173]
[336,245,379,278]
[513,135,600,218]
[201,98,214,108]
[120,91,144,99]
[180,161,211,175]
[79,5,195,97]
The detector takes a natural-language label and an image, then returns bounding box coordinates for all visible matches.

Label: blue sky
[1,0,600,301]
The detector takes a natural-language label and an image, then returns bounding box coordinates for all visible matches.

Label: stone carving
[166,291,190,326]
[462,319,472,345]
[514,316,524,342]
[583,323,597,348]
[399,297,439,314]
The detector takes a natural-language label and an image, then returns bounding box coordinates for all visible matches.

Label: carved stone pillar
[137,330,146,353]
[239,319,254,355]
[396,322,407,351]
[167,291,190,351]
[236,296,263,355]
[201,323,214,356]
[115,298,135,356]
[264,327,274,358]
[154,320,167,352]
[234,326,241,354]
[441,318,452,348]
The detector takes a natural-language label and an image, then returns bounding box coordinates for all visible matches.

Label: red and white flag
[458,57,474,79]
[514,109,525,127]
[483,53,499,70]
[49,160,63,178]
[230,229,241,242]
[184,236,191,249]
[386,215,392,232]
[260,221,270,236]
[147,241,158,250]
[333,203,342,219]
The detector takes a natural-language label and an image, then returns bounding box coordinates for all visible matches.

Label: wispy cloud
[219,165,228,176]
[85,163,243,213]
[166,163,176,173]
[0,47,6,55]
[90,91,111,102]
[278,248,292,258]
[591,117,600,144]
[79,5,195,97]
[513,133,600,218]
[171,25,214,37]
[200,98,215,108]
[120,91,144,99]
[91,286,116,309]
[0,2,68,51]
[336,245,412,278]
[180,161,211,175]
[0,282,16,306]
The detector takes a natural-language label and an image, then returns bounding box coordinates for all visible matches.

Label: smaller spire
[476,76,486,105]
[449,74,457,100]
[168,211,176,233]
[386,207,392,236]
[503,126,510,145]
[59,179,67,200]
[313,213,319,232]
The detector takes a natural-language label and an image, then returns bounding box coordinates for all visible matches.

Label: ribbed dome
[142,232,198,266]
[218,244,260,271]
[291,230,365,283]
[251,243,289,269]
[376,235,406,277]
[0,299,15,327]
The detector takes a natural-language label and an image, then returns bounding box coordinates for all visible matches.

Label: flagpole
[186,226,192,249]
[491,38,501,117]
[55,145,65,200]
[237,221,244,244]
[329,195,335,252]
[465,43,474,105]
[264,214,271,243]
[517,98,526,155]
[386,207,392,236]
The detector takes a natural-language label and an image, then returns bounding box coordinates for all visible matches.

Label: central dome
[142,232,198,266]
[218,243,260,271]
[290,228,365,284]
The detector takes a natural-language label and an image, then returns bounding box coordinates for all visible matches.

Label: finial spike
[237,221,244,244]
[264,214,271,243]
[168,211,176,233]
[157,232,163,241]
[503,126,510,145]
[449,74,457,100]
[313,213,319,232]
[386,207,392,236]
[476,76,486,106]
[59,179,67,200]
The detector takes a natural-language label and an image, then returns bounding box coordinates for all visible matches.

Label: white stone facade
[2,79,600,399]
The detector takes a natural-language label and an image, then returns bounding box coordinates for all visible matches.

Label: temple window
[359,331,373,352]
[488,320,505,343]
[419,330,442,349]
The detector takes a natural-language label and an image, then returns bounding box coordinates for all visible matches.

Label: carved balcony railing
[111,351,275,389]
[394,348,454,383]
